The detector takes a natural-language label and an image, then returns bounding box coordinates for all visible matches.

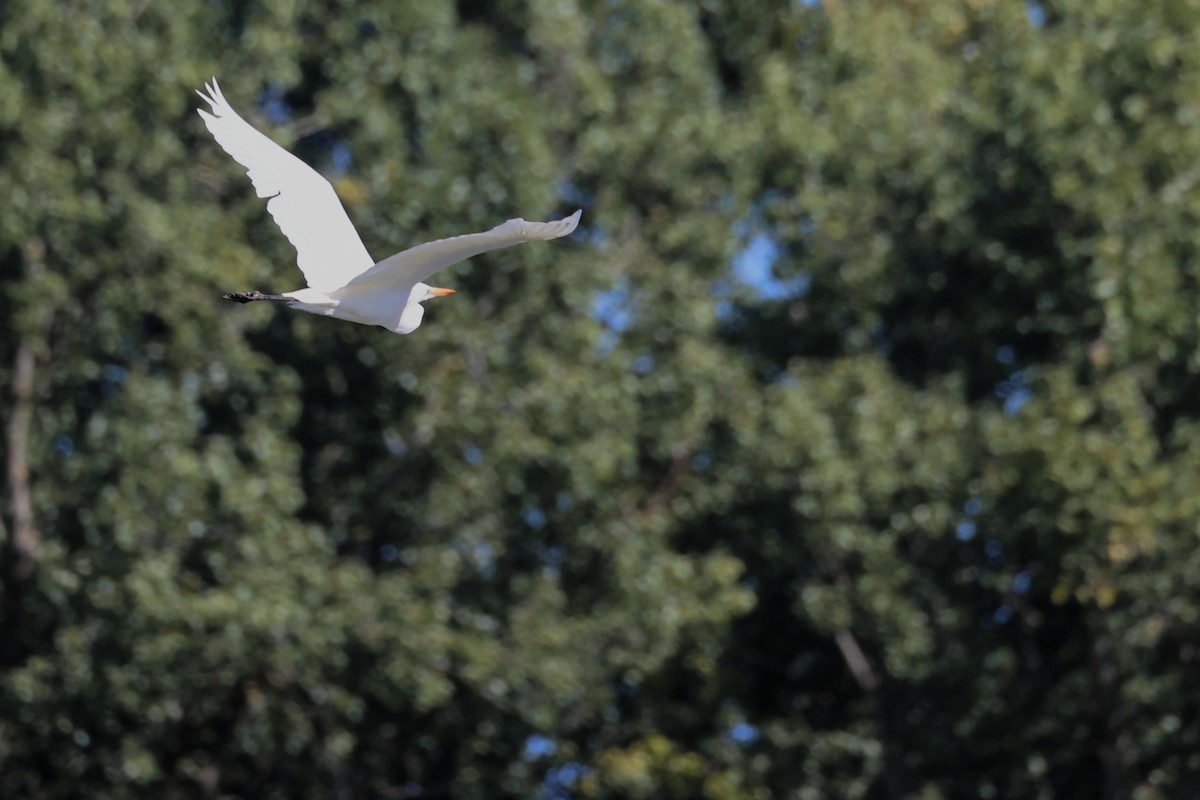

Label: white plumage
[196,78,581,334]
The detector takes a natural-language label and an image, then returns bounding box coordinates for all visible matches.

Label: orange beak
[429,287,456,297]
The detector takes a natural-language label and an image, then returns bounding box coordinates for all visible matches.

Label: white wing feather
[196,78,375,292]
[340,209,582,293]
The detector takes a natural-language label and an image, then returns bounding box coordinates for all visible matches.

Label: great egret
[196,79,581,334]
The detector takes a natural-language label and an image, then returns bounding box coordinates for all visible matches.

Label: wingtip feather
[197,84,218,113]
[560,208,582,236]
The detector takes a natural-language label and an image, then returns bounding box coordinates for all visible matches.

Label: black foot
[224,291,264,303]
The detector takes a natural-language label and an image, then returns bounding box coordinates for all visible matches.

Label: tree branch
[7,338,39,579]
[642,445,694,516]
[834,627,879,692]
[5,238,52,580]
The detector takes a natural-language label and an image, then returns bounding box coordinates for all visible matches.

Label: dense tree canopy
[2,0,1197,797]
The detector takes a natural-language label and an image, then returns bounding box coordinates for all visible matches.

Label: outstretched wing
[196,78,375,292]
[340,210,582,293]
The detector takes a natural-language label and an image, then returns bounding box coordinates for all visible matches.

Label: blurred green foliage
[1,0,1198,797]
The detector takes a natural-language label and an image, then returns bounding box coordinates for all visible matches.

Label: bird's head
[416,283,456,303]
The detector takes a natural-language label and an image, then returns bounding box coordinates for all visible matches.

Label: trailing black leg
[223,290,289,303]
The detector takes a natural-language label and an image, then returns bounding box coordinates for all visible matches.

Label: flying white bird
[195,79,581,334]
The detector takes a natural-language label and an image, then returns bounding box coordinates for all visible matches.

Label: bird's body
[196,78,580,334]
[278,284,433,334]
